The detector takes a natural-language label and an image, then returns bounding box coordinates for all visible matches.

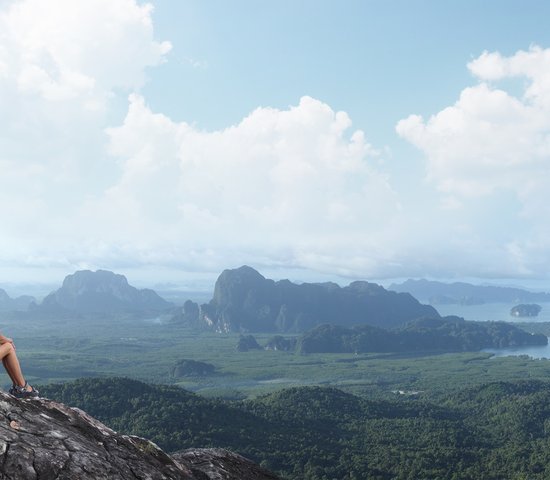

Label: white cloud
[0,0,170,106]
[80,95,400,276]
[396,45,550,277]
[0,0,171,275]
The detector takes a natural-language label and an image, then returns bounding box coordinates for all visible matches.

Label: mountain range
[0,288,35,312]
[389,279,550,305]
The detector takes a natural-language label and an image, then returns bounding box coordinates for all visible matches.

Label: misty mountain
[389,279,550,304]
[0,288,35,312]
[296,316,548,354]
[195,265,439,333]
[36,269,172,315]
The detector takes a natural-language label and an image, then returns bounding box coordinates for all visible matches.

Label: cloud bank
[2,0,550,283]
[397,45,550,278]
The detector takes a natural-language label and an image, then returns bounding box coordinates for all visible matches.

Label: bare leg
[0,342,27,387]
[2,357,17,385]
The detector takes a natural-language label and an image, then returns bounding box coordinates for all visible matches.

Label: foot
[9,381,39,398]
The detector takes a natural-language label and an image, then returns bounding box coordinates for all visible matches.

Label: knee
[2,342,15,354]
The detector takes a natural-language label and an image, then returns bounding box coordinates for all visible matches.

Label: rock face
[38,270,172,315]
[0,391,193,479]
[200,266,439,333]
[172,449,280,480]
[0,391,280,480]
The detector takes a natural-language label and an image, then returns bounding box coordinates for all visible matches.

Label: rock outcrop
[172,449,280,480]
[171,359,216,378]
[37,270,172,315]
[199,265,439,333]
[0,391,280,480]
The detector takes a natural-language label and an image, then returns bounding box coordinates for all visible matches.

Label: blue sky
[2,0,550,292]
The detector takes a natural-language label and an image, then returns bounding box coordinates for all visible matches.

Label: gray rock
[0,390,193,479]
[172,449,280,480]
[0,391,279,480]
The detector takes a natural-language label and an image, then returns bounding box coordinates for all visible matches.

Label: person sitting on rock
[0,333,39,398]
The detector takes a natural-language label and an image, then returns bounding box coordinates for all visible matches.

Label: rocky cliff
[37,270,172,315]
[0,391,279,480]
[198,265,439,333]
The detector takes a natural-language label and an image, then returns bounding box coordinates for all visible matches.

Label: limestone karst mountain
[37,269,172,315]
[0,390,280,480]
[196,265,439,333]
[0,288,35,312]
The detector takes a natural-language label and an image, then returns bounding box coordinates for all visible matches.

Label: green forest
[41,377,550,480]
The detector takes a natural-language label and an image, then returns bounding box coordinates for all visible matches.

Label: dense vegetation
[297,317,547,354]
[510,304,542,317]
[41,377,550,480]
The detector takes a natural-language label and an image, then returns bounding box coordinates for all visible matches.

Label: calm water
[484,343,550,359]
[434,302,550,323]
[432,302,550,359]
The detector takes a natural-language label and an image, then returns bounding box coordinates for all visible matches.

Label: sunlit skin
[0,334,35,392]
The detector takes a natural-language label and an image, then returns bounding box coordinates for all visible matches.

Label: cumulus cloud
[80,95,400,276]
[0,0,171,274]
[0,0,170,106]
[396,45,550,277]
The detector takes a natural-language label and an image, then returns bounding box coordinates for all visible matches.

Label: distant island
[389,279,550,305]
[296,317,547,354]
[510,304,542,317]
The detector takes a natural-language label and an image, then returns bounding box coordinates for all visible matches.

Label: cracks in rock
[1,442,10,471]
[51,453,71,480]
[127,462,142,480]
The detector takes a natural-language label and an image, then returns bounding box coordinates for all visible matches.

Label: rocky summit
[0,391,279,480]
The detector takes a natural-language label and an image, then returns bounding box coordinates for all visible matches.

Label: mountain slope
[38,269,172,314]
[0,288,35,312]
[199,265,439,332]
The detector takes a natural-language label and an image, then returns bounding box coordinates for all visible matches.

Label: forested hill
[41,377,550,480]
[390,278,550,304]
[296,316,548,354]
[195,265,438,332]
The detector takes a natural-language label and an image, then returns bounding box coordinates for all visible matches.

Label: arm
[0,334,15,348]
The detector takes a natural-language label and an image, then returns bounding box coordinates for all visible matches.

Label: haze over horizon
[2,1,550,290]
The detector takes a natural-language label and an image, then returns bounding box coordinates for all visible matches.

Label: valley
[2,313,550,402]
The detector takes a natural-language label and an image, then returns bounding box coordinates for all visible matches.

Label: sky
[2,0,550,293]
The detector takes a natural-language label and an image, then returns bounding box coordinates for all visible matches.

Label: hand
[0,336,15,348]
